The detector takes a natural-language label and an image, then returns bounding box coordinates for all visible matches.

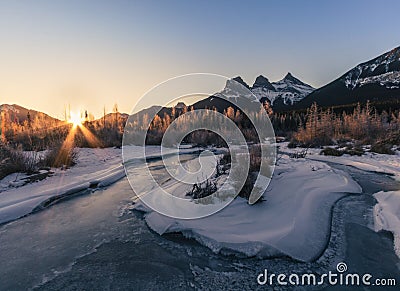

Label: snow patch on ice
[373,191,400,258]
[308,150,400,181]
[136,157,362,261]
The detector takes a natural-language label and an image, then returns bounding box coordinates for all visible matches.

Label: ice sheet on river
[0,147,124,224]
[137,156,362,262]
[0,146,200,225]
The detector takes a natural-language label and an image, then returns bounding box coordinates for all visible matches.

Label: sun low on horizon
[68,111,85,127]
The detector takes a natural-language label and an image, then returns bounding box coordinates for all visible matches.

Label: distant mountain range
[204,46,400,112]
[250,73,315,110]
[0,104,128,128]
[295,46,400,110]
[191,73,315,113]
[2,46,400,121]
[0,104,61,126]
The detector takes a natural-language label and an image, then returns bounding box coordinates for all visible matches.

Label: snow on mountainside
[344,47,400,90]
[251,73,315,106]
[295,46,400,109]
[214,76,255,103]
[0,104,20,113]
[216,73,315,107]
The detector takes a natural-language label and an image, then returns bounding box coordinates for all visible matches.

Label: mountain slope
[296,46,400,109]
[0,104,61,126]
[192,73,315,113]
[252,73,315,110]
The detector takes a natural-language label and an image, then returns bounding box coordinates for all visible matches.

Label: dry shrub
[320,147,343,156]
[0,144,39,179]
[186,179,217,199]
[370,142,395,155]
[41,144,78,168]
[293,102,389,148]
[342,145,364,156]
[234,145,273,200]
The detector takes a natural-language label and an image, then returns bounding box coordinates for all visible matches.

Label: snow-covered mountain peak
[216,76,254,101]
[344,46,400,90]
[252,73,315,106]
[282,72,307,85]
[0,104,21,114]
[252,75,275,91]
[231,76,250,89]
[216,73,315,108]
[283,72,295,81]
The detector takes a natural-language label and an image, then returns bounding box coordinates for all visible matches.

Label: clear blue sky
[0,0,399,118]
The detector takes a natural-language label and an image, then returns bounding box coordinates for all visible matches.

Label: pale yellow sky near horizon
[1,1,398,120]
[0,60,178,119]
[0,71,229,119]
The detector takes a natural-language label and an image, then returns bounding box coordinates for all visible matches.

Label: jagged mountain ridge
[296,46,400,109]
[344,47,400,90]
[0,104,61,126]
[191,73,314,113]
[251,73,315,107]
[198,73,315,113]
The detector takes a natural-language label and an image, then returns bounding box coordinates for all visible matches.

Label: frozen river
[0,159,399,290]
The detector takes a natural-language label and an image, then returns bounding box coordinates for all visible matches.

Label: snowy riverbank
[0,145,201,225]
[1,144,400,262]
[280,142,400,180]
[0,147,124,225]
